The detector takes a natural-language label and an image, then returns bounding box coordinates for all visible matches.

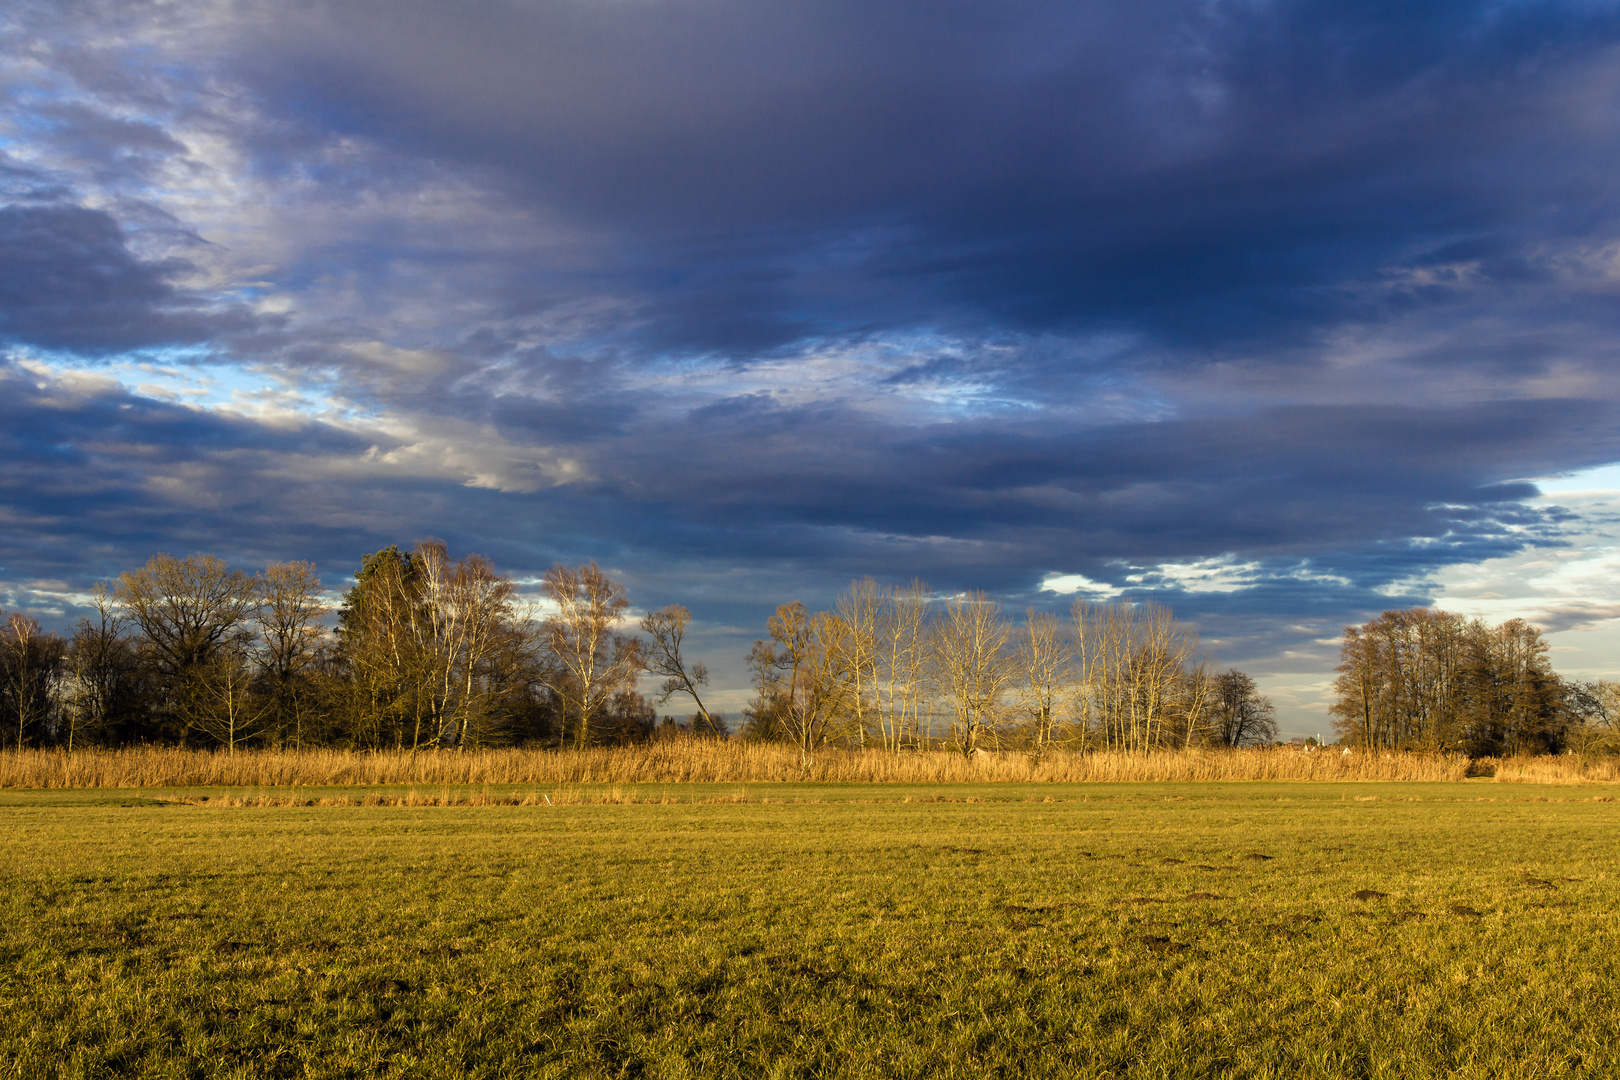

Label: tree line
[1329,607,1619,756]
[740,582,1278,762]
[0,545,681,752]
[0,542,1284,756]
[10,549,1612,758]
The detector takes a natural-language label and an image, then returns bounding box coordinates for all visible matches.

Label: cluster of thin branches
[742,580,1277,763]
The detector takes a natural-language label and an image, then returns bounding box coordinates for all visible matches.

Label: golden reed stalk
[0,743,1515,788]
[1489,756,1620,784]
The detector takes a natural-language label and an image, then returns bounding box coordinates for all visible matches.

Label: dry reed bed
[0,744,1492,788]
[159,788,1620,808]
[160,787,743,808]
[1492,756,1620,784]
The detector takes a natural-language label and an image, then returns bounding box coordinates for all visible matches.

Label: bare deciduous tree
[259,561,328,748]
[1211,669,1277,747]
[1174,660,1215,749]
[0,612,64,749]
[641,604,718,733]
[833,579,882,748]
[874,580,931,752]
[64,585,138,751]
[536,562,641,749]
[1072,600,1200,752]
[930,591,1012,757]
[415,542,520,749]
[747,601,852,766]
[1566,679,1620,755]
[1014,608,1072,750]
[116,554,261,673]
[116,554,261,745]
[191,640,271,754]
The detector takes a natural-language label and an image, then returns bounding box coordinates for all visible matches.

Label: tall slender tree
[64,585,138,750]
[535,562,640,749]
[874,581,931,752]
[0,613,64,749]
[1014,608,1072,750]
[258,561,328,748]
[930,591,1012,757]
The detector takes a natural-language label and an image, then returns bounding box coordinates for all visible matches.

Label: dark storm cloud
[578,395,1608,590]
[0,203,250,353]
[231,0,1620,356]
[0,359,374,578]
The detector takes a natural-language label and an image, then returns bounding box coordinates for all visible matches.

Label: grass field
[4,781,1619,1078]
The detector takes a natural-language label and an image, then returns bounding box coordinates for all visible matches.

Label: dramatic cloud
[6,0,1620,727]
[0,204,203,351]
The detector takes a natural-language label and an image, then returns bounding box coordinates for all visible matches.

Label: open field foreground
[4,785,1620,1078]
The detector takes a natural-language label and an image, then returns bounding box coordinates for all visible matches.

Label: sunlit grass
[3,783,1618,1077]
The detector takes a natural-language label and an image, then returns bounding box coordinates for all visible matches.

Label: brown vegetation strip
[0,745,1499,789]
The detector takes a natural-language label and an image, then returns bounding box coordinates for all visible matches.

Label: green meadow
[3,782,1618,1078]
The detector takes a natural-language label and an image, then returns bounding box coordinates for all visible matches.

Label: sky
[4,0,1620,734]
